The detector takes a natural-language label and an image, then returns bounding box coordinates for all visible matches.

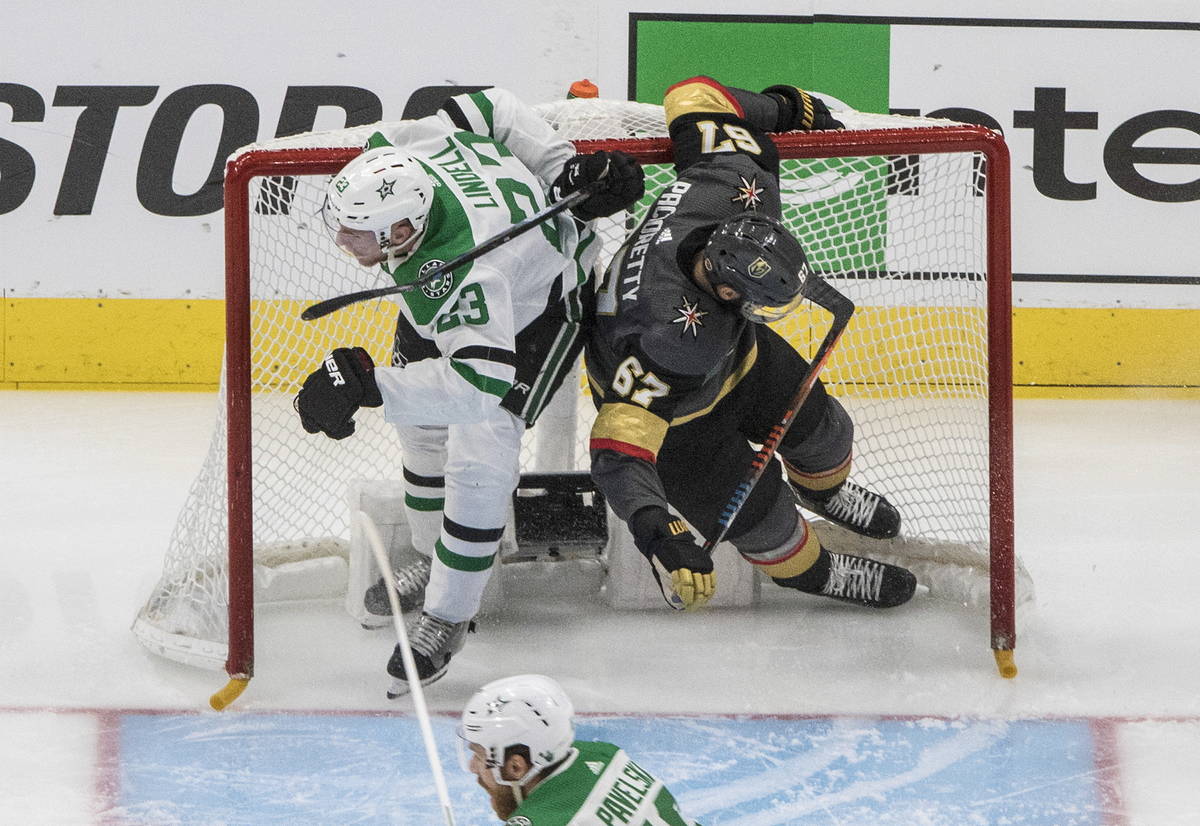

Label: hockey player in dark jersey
[585,76,917,610]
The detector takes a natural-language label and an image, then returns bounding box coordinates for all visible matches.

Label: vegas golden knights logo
[748,256,771,279]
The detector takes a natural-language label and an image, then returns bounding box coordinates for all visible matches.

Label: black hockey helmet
[702,211,809,323]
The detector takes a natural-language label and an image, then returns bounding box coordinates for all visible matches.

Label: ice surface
[1,391,1197,824]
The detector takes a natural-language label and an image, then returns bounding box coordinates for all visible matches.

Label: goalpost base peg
[994,649,1017,679]
[210,676,250,710]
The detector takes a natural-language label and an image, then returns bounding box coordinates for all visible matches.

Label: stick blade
[299,302,334,321]
[801,270,855,321]
[301,288,389,321]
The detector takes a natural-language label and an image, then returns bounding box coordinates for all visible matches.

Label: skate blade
[385,666,449,699]
[364,611,425,632]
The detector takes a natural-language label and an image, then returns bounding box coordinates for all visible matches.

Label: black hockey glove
[762,85,844,131]
[294,347,382,440]
[629,506,715,610]
[550,150,645,222]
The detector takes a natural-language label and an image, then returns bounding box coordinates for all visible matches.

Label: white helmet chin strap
[492,762,538,805]
[381,226,426,272]
[494,748,573,805]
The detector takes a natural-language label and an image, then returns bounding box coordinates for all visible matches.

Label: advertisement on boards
[2,1,1197,387]
[625,11,1200,309]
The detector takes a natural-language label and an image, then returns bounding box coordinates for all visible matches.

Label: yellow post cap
[210,677,250,710]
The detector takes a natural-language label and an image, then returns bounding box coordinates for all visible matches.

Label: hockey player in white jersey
[294,88,643,697]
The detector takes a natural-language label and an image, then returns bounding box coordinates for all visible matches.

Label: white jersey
[349,88,598,626]
[367,88,598,426]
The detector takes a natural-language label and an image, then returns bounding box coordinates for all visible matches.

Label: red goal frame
[221,125,1014,694]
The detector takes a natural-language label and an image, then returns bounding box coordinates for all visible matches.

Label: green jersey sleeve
[509,740,699,826]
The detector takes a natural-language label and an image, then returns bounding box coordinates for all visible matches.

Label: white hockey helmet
[458,674,576,792]
[322,145,435,265]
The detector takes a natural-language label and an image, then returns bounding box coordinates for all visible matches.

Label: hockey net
[133,98,1023,683]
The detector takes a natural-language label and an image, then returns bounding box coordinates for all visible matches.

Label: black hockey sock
[772,548,831,593]
[791,481,840,503]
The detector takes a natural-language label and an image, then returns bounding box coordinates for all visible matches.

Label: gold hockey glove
[630,507,716,610]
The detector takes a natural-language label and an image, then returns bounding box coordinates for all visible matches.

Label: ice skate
[815,551,915,608]
[385,611,473,699]
[793,480,901,540]
[361,554,432,629]
[778,549,916,608]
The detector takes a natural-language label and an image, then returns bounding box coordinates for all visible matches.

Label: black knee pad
[779,395,853,473]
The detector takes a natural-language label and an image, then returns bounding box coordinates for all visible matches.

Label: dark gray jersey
[585,77,792,523]
[588,154,778,419]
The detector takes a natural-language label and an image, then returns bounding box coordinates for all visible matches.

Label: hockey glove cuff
[629,506,715,610]
[551,150,645,222]
[762,85,844,131]
[294,346,382,440]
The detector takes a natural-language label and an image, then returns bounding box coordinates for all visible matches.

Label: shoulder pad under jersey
[629,280,743,380]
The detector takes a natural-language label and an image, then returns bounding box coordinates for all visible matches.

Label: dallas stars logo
[376,178,396,200]
[731,175,764,208]
[672,296,708,338]
[418,259,454,299]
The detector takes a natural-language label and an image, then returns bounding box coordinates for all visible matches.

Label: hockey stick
[702,274,856,554]
[301,181,603,321]
[357,511,457,826]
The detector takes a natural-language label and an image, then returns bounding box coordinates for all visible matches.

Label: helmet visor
[455,729,477,773]
[740,290,806,323]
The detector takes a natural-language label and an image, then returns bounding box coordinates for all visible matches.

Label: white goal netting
[133,98,1024,672]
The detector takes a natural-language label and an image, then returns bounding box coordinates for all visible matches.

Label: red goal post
[133,99,1019,707]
